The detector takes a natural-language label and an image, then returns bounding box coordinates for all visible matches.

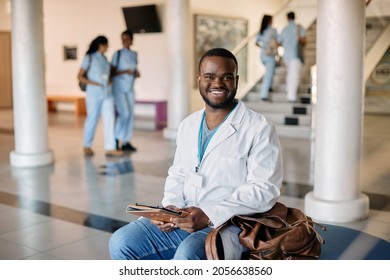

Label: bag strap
[205,227,221,260]
[205,222,227,260]
[85,54,92,74]
[297,24,307,45]
[116,49,121,66]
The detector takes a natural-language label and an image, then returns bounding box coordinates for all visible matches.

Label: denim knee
[173,228,212,260]
[109,225,132,260]
[109,219,150,260]
[109,218,188,260]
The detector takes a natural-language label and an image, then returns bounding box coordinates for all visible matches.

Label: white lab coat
[162,100,283,227]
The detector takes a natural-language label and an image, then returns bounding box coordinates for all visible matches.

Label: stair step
[247,92,311,104]
[262,112,311,126]
[275,125,311,139]
[253,83,312,94]
[364,95,390,114]
[245,101,311,115]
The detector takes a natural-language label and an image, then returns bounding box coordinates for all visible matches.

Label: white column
[10,0,53,167]
[305,0,369,222]
[12,165,54,208]
[163,0,190,140]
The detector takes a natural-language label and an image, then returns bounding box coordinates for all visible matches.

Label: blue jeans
[109,217,213,260]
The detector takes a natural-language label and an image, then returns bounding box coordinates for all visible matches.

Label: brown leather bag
[205,202,326,260]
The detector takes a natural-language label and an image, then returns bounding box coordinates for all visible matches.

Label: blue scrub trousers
[260,55,276,99]
[83,90,116,150]
[113,77,135,143]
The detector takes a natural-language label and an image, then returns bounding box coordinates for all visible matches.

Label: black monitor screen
[122,5,162,33]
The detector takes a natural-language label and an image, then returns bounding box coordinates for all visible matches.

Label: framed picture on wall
[63,46,77,60]
[194,14,248,85]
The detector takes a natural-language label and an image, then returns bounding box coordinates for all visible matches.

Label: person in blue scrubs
[77,35,124,157]
[279,11,307,102]
[111,30,140,152]
[255,15,278,101]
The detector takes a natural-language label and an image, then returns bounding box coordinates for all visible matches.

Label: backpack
[78,54,91,92]
[264,29,278,57]
[205,202,326,260]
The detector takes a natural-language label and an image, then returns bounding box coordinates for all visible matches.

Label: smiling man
[109,48,283,260]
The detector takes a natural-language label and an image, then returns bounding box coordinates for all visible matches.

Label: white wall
[0,0,285,111]
[43,0,169,102]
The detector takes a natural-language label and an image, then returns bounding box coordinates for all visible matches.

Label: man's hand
[171,206,210,233]
[150,205,179,232]
[150,219,176,232]
[150,206,210,233]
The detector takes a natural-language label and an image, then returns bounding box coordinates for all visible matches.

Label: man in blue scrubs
[111,30,140,152]
[279,11,307,102]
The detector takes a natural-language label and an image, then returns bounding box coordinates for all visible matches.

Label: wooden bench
[47,95,86,116]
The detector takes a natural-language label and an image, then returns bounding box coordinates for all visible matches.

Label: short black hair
[198,48,238,73]
[287,11,295,20]
[122,30,134,39]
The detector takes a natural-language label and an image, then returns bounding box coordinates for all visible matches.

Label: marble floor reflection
[0,109,389,259]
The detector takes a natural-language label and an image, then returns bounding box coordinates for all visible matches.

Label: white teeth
[210,90,224,95]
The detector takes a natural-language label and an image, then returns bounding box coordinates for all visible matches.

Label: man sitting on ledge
[109,48,283,260]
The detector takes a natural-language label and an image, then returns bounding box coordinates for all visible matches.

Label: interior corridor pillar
[163,0,190,140]
[10,0,53,167]
[304,0,369,222]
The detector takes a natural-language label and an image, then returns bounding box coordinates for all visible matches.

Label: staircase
[365,16,390,114]
[243,21,317,140]
[365,16,390,52]
[243,16,390,139]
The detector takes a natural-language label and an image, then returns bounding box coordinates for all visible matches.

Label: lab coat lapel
[202,123,236,160]
[201,101,245,161]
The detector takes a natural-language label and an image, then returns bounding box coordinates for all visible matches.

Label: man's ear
[236,75,239,87]
[197,75,201,82]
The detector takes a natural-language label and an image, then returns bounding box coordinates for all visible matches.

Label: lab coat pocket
[221,157,247,184]
[184,180,198,204]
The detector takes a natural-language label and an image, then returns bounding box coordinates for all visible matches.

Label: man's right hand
[150,205,179,232]
[150,219,177,232]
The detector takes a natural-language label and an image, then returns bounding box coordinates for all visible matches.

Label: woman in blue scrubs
[255,15,278,101]
[77,35,123,157]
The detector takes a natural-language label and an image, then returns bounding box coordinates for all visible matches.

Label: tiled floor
[0,109,389,260]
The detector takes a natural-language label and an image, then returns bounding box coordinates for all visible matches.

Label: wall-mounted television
[122,5,162,33]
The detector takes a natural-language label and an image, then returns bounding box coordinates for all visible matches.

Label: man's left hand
[171,206,210,233]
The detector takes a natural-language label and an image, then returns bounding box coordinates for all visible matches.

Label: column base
[10,150,54,168]
[304,192,369,223]
[163,127,177,140]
